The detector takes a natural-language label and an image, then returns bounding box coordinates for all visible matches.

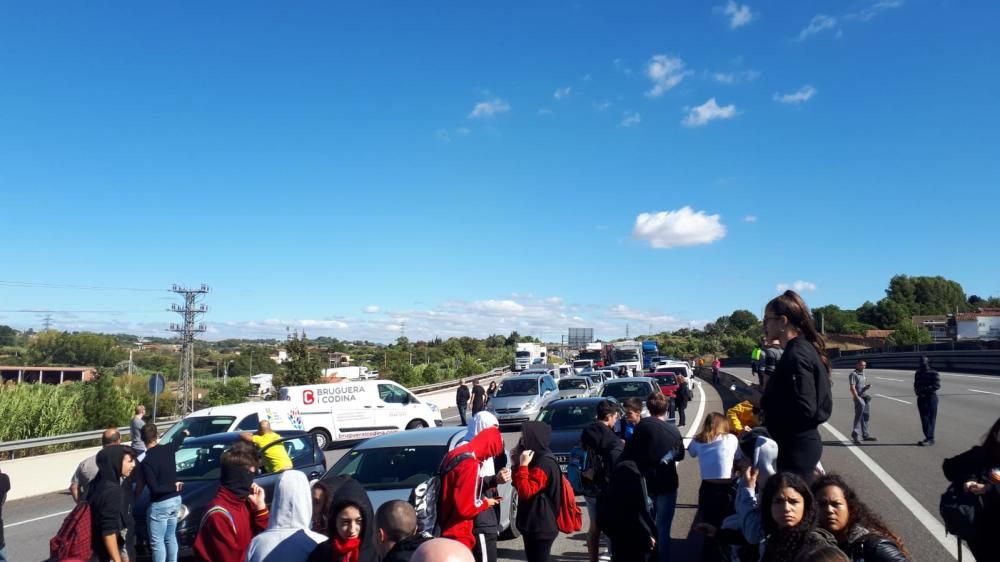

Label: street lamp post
[224,360,234,385]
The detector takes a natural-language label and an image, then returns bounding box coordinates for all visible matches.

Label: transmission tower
[42,313,53,332]
[168,284,209,415]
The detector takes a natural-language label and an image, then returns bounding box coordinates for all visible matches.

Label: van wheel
[499,489,520,540]
[309,429,332,451]
[405,420,427,430]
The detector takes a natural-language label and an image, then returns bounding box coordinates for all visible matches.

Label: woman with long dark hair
[812,474,910,561]
[943,416,1000,561]
[759,472,836,562]
[310,481,332,536]
[760,291,833,482]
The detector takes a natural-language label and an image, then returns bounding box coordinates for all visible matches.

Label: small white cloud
[848,0,905,22]
[798,14,837,40]
[773,85,817,104]
[682,98,737,127]
[620,111,641,127]
[715,1,754,29]
[363,305,380,314]
[743,215,758,223]
[712,70,760,84]
[554,86,572,100]
[593,100,611,111]
[776,280,818,292]
[537,108,553,115]
[645,54,692,97]
[713,72,736,84]
[468,98,511,119]
[632,207,727,249]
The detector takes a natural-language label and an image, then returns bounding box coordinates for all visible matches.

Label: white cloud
[363,305,380,314]
[743,215,758,223]
[682,98,737,127]
[798,14,837,40]
[776,280,818,293]
[620,111,641,127]
[848,0,905,22]
[715,1,754,29]
[537,108,553,115]
[553,86,572,100]
[468,98,511,119]
[644,55,692,97]
[632,206,727,249]
[773,85,817,104]
[711,70,760,84]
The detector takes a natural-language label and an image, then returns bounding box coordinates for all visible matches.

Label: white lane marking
[7,509,72,528]
[968,388,1000,396]
[683,381,707,446]
[443,415,460,421]
[820,422,973,560]
[875,377,904,382]
[873,393,912,405]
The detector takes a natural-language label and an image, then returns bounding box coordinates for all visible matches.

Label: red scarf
[331,535,361,562]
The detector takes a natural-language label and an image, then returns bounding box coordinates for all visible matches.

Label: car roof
[509,373,548,380]
[560,375,591,381]
[185,401,295,417]
[605,377,657,384]
[350,427,466,450]
[180,430,307,447]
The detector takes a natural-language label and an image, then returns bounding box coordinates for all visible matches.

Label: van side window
[378,384,409,404]
[236,413,259,431]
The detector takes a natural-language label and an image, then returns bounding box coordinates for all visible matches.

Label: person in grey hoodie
[246,471,326,562]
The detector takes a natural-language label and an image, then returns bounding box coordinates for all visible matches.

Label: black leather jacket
[841,525,910,562]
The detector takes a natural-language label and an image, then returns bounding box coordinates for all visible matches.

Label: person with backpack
[760,290,833,483]
[942,416,1000,561]
[437,421,504,551]
[0,464,9,562]
[89,444,139,562]
[193,441,270,562]
[688,413,739,562]
[246,470,326,562]
[512,421,563,562]
[455,412,510,562]
[914,356,941,446]
[598,459,656,561]
[579,399,624,562]
[623,392,685,562]
[308,477,380,562]
[456,380,472,426]
[812,473,910,561]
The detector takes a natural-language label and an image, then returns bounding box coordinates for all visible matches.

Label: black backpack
[939,482,982,540]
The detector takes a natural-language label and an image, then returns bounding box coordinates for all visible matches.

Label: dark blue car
[132,430,326,561]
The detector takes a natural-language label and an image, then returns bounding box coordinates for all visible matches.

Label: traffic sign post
[148,373,166,421]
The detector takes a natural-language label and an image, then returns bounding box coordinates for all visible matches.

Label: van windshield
[497,379,539,397]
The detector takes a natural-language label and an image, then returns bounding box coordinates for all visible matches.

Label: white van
[279,380,443,449]
[159,401,308,448]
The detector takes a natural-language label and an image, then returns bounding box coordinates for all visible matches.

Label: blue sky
[1,1,997,342]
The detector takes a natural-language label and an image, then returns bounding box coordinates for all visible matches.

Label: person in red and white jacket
[438,425,504,550]
[193,441,269,562]
[512,421,562,562]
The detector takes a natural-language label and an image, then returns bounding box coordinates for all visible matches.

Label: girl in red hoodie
[513,421,562,562]
[193,442,269,562]
[437,426,505,549]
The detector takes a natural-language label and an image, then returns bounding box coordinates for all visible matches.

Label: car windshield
[601,382,653,400]
[614,351,639,361]
[559,379,588,390]
[497,378,539,396]
[652,374,678,386]
[588,375,603,384]
[174,441,231,481]
[326,445,448,491]
[573,361,590,368]
[538,404,598,430]
[160,416,236,447]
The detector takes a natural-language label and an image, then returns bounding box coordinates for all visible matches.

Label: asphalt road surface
[6,369,997,561]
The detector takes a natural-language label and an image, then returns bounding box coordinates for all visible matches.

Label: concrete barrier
[4,445,99,501]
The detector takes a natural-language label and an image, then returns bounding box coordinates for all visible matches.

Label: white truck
[321,366,377,380]
[514,343,547,372]
[612,340,644,376]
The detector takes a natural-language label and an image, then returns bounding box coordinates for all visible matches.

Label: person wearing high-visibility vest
[750,344,763,378]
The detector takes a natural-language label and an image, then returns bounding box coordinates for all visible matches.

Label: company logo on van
[313,385,365,404]
[303,389,315,405]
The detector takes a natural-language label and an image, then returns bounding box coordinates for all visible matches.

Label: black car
[133,430,326,561]
[535,397,620,468]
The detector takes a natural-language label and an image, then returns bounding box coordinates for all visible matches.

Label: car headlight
[178,503,190,521]
[429,403,439,412]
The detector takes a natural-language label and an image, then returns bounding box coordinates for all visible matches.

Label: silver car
[321,426,520,539]
[600,377,660,403]
[556,376,597,400]
[488,374,558,426]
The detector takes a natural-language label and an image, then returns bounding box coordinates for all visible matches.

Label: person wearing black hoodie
[942,416,1000,561]
[512,421,562,562]
[308,476,379,562]
[88,444,138,562]
[580,399,623,562]
[598,459,656,562]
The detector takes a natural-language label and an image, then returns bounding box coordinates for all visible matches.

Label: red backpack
[49,502,93,562]
[555,473,582,534]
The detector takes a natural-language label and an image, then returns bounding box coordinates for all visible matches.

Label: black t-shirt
[471,385,486,408]
[456,384,470,404]
[0,472,10,548]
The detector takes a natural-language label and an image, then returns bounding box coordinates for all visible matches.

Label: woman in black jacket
[942,416,1000,561]
[760,291,833,483]
[812,474,910,561]
[512,421,562,562]
[598,459,656,562]
[760,472,837,562]
[307,476,379,562]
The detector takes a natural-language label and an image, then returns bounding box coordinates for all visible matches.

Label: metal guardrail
[0,417,181,454]
[830,349,1000,375]
[409,366,511,394]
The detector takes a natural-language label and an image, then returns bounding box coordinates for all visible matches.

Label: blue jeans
[653,493,677,562]
[0,545,8,562]
[148,495,182,562]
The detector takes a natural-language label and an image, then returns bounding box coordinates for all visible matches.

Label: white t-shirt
[688,433,739,480]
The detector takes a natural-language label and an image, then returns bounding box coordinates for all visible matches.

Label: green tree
[26,331,127,367]
[206,378,253,407]
[884,275,969,316]
[227,348,280,378]
[0,325,17,346]
[277,335,323,388]
[886,323,933,347]
[728,310,760,332]
[81,373,136,430]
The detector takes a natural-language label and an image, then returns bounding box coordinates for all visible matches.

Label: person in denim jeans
[140,423,188,562]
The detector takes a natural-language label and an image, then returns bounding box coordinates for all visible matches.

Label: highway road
[5,369,997,561]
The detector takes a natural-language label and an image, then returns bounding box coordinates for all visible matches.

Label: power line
[0,309,162,314]
[0,280,165,292]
